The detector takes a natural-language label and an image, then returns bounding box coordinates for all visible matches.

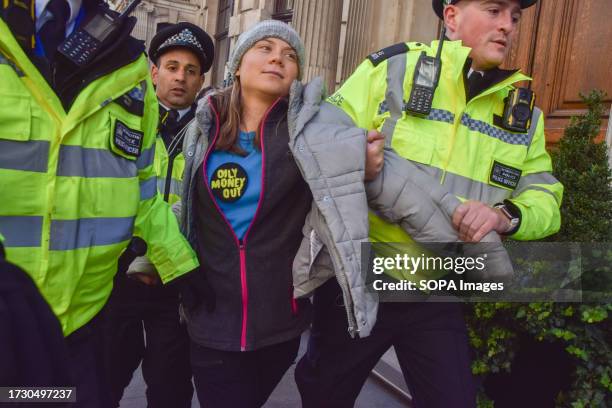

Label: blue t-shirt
[206,131,262,240]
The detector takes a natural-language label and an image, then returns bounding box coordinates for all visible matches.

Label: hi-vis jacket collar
[1,19,150,136]
[430,39,532,89]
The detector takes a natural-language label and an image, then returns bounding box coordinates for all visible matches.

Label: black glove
[176,267,216,313]
[117,237,147,276]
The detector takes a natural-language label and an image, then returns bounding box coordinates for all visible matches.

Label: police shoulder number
[367,43,409,66]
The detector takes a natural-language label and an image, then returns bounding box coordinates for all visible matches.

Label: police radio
[502,87,535,132]
[58,0,141,67]
[405,28,446,116]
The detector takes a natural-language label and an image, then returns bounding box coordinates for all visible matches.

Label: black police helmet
[149,22,215,74]
[433,0,537,19]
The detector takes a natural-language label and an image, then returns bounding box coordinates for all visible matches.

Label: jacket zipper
[203,96,281,351]
[290,139,357,335]
[164,120,191,201]
[164,150,178,202]
[239,243,248,348]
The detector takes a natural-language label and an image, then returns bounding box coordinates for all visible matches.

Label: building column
[131,1,156,47]
[335,0,439,87]
[336,0,373,87]
[228,0,274,43]
[292,0,343,91]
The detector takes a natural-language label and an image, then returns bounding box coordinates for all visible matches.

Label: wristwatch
[494,201,521,235]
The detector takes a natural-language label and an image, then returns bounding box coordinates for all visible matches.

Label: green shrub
[468,91,612,407]
[552,90,612,242]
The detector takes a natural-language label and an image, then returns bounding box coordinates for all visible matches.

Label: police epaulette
[367,43,409,66]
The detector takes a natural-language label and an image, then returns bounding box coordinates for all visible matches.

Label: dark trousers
[295,279,477,408]
[191,337,301,408]
[65,310,111,408]
[103,275,193,408]
[0,258,71,408]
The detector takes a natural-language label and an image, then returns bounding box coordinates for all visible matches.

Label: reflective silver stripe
[0,139,49,172]
[157,177,167,193]
[156,177,182,198]
[167,178,182,197]
[516,172,559,189]
[514,185,561,204]
[136,146,155,170]
[461,113,530,146]
[443,171,510,203]
[0,216,43,247]
[526,107,542,150]
[407,160,511,204]
[57,145,137,178]
[425,109,455,124]
[140,176,158,200]
[49,217,135,251]
[381,54,407,147]
[513,171,561,204]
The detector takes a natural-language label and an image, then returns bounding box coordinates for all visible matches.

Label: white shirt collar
[468,68,485,78]
[159,102,192,121]
[36,0,82,35]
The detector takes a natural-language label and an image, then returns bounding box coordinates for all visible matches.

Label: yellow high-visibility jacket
[154,135,185,206]
[0,20,199,336]
[328,40,563,246]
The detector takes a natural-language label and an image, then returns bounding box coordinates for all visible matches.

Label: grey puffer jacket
[306,100,514,275]
[292,80,513,338]
[181,77,512,339]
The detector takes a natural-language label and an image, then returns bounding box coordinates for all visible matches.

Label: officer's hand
[365,130,385,181]
[452,201,511,242]
[176,268,216,313]
[130,272,160,286]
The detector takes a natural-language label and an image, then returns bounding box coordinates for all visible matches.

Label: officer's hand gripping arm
[366,148,514,280]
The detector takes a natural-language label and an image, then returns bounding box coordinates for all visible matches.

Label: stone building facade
[122,0,440,91]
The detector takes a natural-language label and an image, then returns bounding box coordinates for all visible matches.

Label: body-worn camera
[502,87,535,133]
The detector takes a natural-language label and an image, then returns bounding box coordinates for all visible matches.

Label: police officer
[295,0,563,407]
[0,1,199,406]
[149,22,215,206]
[104,22,214,408]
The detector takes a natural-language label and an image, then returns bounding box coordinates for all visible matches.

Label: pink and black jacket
[180,95,312,351]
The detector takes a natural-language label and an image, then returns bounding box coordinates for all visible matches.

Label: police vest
[154,137,185,206]
[0,20,198,335]
[328,40,562,246]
